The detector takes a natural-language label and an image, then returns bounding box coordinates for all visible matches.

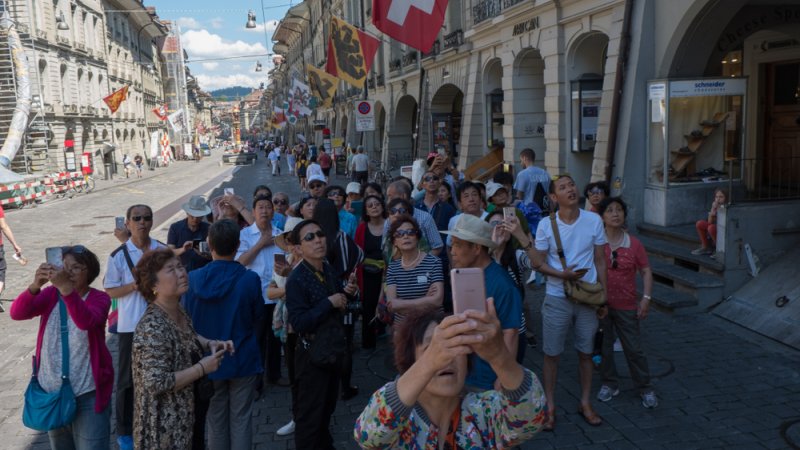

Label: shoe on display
[276,420,295,436]
[613,338,623,352]
[117,435,134,450]
[641,391,659,409]
[596,385,619,403]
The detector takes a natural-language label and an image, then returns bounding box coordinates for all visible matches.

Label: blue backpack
[517,201,543,233]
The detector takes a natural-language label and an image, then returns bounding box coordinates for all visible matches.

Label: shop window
[570,74,603,152]
[721,50,742,78]
[647,78,746,185]
[486,89,503,147]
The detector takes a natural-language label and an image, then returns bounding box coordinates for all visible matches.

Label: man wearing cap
[350,145,369,184]
[168,195,212,272]
[443,214,522,391]
[345,182,363,217]
[486,181,531,238]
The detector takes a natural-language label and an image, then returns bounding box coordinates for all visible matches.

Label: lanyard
[303,261,335,295]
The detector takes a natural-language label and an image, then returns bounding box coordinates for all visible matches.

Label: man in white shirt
[350,145,369,184]
[531,174,608,431]
[236,195,286,386]
[104,204,165,450]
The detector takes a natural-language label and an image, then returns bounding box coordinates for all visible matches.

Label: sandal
[578,405,603,427]
[542,411,556,432]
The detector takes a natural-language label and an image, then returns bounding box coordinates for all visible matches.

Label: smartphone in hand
[45,247,63,269]
[503,207,515,221]
[450,268,486,314]
[224,187,234,196]
[274,253,286,266]
[115,216,125,229]
[198,241,210,253]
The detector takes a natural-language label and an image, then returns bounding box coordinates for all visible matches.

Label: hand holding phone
[115,217,125,230]
[45,247,63,269]
[224,187,234,196]
[503,207,516,221]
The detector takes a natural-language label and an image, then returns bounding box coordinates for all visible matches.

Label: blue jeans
[48,391,110,450]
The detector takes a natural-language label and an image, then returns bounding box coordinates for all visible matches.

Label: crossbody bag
[549,213,606,308]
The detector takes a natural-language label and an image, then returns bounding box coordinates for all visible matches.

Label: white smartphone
[503,207,515,221]
[45,247,63,269]
[450,268,487,314]
[198,241,210,253]
[224,187,234,196]
[115,216,125,229]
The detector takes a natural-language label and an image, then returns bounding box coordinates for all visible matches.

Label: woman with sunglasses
[285,219,358,449]
[595,197,658,409]
[583,181,609,214]
[384,215,444,324]
[354,195,387,349]
[11,245,113,449]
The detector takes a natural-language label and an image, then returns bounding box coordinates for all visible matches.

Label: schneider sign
[669,78,747,98]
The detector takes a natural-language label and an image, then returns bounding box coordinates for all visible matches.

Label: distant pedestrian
[318,148,332,177]
[296,154,308,191]
[307,155,324,182]
[11,245,113,449]
[285,145,295,176]
[269,147,281,176]
[123,154,133,178]
[351,145,369,184]
[133,154,143,178]
[183,220,264,449]
[104,204,165,450]
[596,197,658,409]
[514,148,551,211]
[0,203,23,311]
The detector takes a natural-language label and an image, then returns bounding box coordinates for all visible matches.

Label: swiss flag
[373,0,448,53]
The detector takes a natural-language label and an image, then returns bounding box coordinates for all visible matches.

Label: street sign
[355,100,375,132]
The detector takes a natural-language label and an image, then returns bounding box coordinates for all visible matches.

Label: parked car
[222,146,257,165]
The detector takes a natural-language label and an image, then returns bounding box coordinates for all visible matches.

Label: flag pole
[359,0,369,155]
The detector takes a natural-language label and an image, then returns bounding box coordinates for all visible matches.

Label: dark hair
[583,181,610,198]
[520,148,535,161]
[208,219,240,257]
[394,310,446,374]
[126,204,152,219]
[548,174,575,193]
[598,196,628,218]
[252,194,273,210]
[361,182,383,198]
[388,214,421,244]
[387,197,413,215]
[361,194,386,222]
[485,212,524,296]
[457,181,482,202]
[134,248,178,303]
[324,185,346,198]
[310,155,317,163]
[493,170,514,187]
[438,184,456,208]
[62,245,101,285]
[253,185,272,199]
[298,196,316,215]
[387,180,411,199]
[289,219,322,250]
[312,198,340,257]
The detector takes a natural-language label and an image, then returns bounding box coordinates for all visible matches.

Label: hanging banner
[355,100,375,132]
[167,108,185,133]
[306,64,338,108]
[325,16,380,87]
[372,0,448,53]
[152,103,168,121]
[103,85,129,114]
[288,78,314,120]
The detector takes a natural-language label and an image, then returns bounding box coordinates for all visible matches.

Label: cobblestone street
[0,156,798,449]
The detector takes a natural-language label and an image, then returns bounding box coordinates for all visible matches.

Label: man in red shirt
[0,204,23,311]
[318,149,333,178]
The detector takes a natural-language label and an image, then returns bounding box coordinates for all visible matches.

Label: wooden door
[764,61,800,190]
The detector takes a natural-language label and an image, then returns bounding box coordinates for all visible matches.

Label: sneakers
[596,385,619,402]
[641,391,659,409]
[691,247,713,256]
[276,420,295,436]
[613,338,623,352]
[117,435,134,450]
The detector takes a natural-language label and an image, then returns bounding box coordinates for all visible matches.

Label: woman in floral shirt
[354,300,546,449]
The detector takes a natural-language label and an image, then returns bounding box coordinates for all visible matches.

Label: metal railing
[443,30,463,50]
[402,51,418,68]
[730,156,800,202]
[421,40,440,59]
[389,59,401,72]
[472,0,527,25]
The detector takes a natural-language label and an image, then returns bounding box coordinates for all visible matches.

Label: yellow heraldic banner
[307,64,339,108]
[325,16,380,88]
[103,85,129,114]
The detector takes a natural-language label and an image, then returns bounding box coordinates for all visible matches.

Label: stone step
[637,222,698,248]
[649,258,724,289]
[646,281,699,312]
[638,234,724,274]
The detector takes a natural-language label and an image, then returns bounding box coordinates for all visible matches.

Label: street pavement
[0,153,798,449]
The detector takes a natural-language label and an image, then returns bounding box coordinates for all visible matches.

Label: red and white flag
[152,104,168,121]
[372,0,448,53]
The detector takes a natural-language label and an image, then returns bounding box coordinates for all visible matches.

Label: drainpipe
[604,0,634,183]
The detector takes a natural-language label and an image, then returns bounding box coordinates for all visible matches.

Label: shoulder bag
[549,213,606,308]
[23,296,77,431]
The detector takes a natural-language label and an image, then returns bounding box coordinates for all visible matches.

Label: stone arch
[482,58,504,150]
[390,95,417,165]
[369,101,386,161]
[429,84,464,160]
[505,48,547,167]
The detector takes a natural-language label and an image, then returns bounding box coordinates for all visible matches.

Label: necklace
[401,250,422,269]
[607,230,625,249]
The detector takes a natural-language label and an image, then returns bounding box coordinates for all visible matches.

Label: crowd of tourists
[9,145,675,449]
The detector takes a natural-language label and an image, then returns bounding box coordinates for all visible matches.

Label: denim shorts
[541,294,598,356]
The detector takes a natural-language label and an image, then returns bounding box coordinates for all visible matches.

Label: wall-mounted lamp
[442,68,450,79]
[56,11,69,30]
[246,10,257,29]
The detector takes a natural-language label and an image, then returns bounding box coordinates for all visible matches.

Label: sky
[145,1,294,92]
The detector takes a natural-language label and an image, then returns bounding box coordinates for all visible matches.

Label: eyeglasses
[589,187,604,195]
[611,250,618,269]
[489,220,503,227]
[389,207,407,215]
[131,215,153,222]
[272,199,287,205]
[424,175,440,182]
[327,191,343,198]
[394,229,417,238]
[366,202,382,209]
[302,230,326,242]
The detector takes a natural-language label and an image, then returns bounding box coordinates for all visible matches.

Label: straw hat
[181,195,211,217]
[275,216,304,251]
[441,214,497,249]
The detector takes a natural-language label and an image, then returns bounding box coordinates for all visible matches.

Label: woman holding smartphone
[384,215,444,323]
[10,246,114,449]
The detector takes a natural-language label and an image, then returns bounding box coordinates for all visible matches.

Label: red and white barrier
[0,172,86,206]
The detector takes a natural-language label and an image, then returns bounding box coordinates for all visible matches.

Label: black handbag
[190,341,215,402]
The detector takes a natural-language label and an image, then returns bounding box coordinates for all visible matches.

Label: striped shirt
[385,254,443,322]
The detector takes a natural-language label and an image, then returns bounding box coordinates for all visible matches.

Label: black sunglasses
[327,191,344,197]
[424,175,440,182]
[131,215,153,222]
[389,207,407,215]
[394,229,417,238]
[302,230,326,242]
[272,199,287,205]
[611,250,618,269]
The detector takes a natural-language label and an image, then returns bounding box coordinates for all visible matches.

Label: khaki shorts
[541,294,598,356]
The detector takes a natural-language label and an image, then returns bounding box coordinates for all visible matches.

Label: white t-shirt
[352,153,369,172]
[236,223,284,304]
[535,210,606,297]
[104,238,165,333]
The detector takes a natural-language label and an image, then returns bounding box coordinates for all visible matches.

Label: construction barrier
[0,172,86,207]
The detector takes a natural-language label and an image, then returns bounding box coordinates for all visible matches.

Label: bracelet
[521,240,533,251]
[197,361,206,376]
[642,295,652,300]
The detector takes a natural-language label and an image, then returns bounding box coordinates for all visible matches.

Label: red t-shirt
[318,152,331,169]
[605,234,649,310]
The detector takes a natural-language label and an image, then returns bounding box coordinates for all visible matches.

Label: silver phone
[45,247,63,269]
